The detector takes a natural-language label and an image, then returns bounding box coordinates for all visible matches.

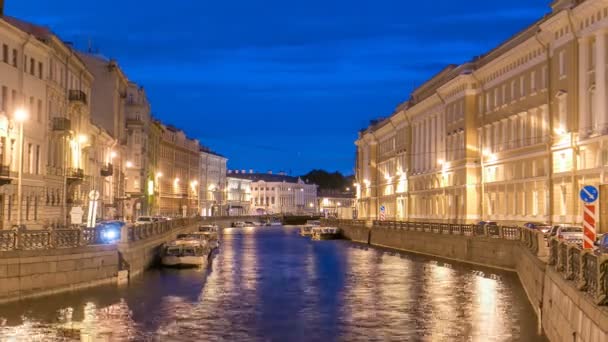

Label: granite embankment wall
[0,245,118,304]
[338,224,608,342]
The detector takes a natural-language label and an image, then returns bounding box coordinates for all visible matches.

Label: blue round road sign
[580,185,599,203]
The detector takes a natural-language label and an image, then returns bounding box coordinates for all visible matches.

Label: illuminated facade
[356,0,608,228]
[158,124,201,217]
[199,148,227,216]
[226,176,252,216]
[229,171,317,215]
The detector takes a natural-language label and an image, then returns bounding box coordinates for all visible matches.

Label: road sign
[70,206,84,225]
[583,204,597,249]
[580,185,599,203]
[88,190,100,201]
[379,205,386,221]
[380,205,385,213]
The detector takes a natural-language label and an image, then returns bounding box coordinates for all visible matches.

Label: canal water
[0,226,546,341]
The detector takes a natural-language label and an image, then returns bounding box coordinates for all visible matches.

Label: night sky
[7,1,549,175]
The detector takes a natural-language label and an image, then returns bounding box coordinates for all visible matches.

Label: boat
[265,218,282,226]
[244,221,262,226]
[311,227,341,240]
[300,225,313,237]
[161,233,216,267]
[300,220,321,237]
[199,224,219,235]
[232,221,246,228]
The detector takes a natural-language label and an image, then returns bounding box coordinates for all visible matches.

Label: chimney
[235,170,239,174]
[227,170,232,174]
[1,0,4,16]
[268,170,273,175]
[241,169,246,174]
[249,169,253,174]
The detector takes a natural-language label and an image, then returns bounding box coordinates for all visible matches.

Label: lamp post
[14,108,27,228]
[156,172,162,216]
[191,180,198,216]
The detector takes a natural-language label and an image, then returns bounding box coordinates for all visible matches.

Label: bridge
[323,219,608,342]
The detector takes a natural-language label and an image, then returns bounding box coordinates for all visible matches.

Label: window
[37,99,42,122]
[2,44,7,63]
[12,49,17,67]
[0,86,6,112]
[520,76,525,97]
[38,62,43,78]
[35,145,40,175]
[29,58,35,75]
[510,81,516,102]
[559,50,566,77]
[531,71,537,93]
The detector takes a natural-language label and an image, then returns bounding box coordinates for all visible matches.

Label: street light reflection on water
[0,226,546,341]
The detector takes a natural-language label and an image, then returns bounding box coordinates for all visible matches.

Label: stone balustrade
[548,238,608,306]
[0,228,106,251]
[323,218,608,309]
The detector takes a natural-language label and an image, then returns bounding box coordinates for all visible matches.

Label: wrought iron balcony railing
[52,117,71,131]
[101,163,113,177]
[68,90,87,104]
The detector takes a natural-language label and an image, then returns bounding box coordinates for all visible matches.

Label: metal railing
[548,238,608,305]
[0,228,108,251]
[324,218,608,306]
[128,217,199,242]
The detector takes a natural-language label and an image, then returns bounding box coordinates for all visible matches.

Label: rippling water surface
[0,226,546,341]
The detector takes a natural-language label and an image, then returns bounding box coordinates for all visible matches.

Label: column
[579,36,590,136]
[595,30,607,133]
[429,116,437,169]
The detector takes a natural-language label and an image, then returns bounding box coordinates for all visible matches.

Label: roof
[3,16,52,41]
[228,173,311,184]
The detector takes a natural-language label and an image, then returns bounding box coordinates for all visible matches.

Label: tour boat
[199,224,219,235]
[161,233,215,267]
[300,220,320,237]
[232,221,246,228]
[265,218,282,226]
[311,227,341,240]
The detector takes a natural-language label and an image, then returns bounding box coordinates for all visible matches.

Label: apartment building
[356,0,608,229]
[158,124,201,217]
[226,176,252,216]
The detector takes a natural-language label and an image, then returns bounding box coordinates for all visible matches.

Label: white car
[135,216,154,226]
[555,225,583,244]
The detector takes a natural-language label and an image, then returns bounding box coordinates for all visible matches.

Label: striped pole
[583,204,596,249]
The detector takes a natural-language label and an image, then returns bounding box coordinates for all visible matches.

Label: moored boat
[300,225,313,236]
[161,233,216,267]
[311,227,341,240]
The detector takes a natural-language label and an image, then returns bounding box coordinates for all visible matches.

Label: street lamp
[155,172,163,215]
[14,108,28,228]
[126,161,133,168]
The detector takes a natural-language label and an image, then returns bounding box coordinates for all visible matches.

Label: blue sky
[7,0,549,175]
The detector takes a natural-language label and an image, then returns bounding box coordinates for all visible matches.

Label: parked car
[95,220,126,243]
[595,233,608,254]
[135,216,155,226]
[553,225,583,244]
[522,222,552,235]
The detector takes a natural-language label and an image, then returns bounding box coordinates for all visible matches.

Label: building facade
[229,171,317,215]
[226,176,251,216]
[158,124,200,217]
[199,149,227,216]
[356,0,608,231]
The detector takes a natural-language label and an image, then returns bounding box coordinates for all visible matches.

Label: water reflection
[0,227,546,341]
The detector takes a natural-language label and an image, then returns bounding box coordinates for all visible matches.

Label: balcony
[66,168,84,184]
[100,163,113,177]
[52,117,71,132]
[68,90,87,105]
[0,165,12,185]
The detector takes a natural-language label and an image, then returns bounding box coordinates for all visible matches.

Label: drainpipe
[535,29,555,225]
[567,9,584,226]
[436,91,449,223]
[471,71,486,221]
[62,50,74,227]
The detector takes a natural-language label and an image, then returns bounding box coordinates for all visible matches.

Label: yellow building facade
[356,0,608,229]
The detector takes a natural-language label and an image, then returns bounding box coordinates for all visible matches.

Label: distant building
[199,148,227,216]
[318,190,356,219]
[229,171,317,215]
[226,176,251,216]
